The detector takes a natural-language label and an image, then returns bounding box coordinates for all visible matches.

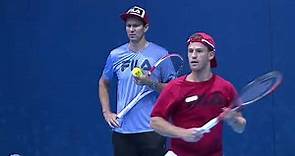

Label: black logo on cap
[127,6,145,18]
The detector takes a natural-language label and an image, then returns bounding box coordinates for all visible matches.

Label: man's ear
[144,24,149,33]
[209,51,215,60]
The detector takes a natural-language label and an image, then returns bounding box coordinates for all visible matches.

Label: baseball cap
[187,32,217,68]
[120,6,149,25]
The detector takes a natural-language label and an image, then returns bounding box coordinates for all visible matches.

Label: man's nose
[191,51,198,58]
[130,26,135,31]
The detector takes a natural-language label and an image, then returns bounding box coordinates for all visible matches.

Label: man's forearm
[146,80,167,92]
[99,78,111,114]
[150,117,185,138]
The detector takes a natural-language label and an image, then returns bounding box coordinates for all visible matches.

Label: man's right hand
[181,128,204,142]
[103,111,120,128]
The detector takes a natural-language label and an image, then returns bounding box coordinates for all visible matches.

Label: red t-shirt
[151,75,238,156]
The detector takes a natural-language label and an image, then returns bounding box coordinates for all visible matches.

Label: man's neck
[187,68,213,82]
[128,38,148,52]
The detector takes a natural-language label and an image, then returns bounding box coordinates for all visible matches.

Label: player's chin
[128,36,138,41]
[189,65,200,71]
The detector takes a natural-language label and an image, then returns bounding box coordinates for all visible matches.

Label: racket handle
[200,117,220,134]
[116,89,153,119]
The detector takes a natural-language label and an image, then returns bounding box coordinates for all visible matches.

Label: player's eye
[197,49,203,53]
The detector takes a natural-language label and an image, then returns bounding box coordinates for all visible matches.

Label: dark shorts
[112,131,167,156]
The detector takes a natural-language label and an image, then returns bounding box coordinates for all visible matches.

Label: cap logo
[127,6,145,18]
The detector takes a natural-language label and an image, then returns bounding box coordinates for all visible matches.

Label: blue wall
[1,0,294,155]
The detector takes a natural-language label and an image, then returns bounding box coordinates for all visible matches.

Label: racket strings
[170,55,184,77]
[239,74,282,104]
[156,54,184,79]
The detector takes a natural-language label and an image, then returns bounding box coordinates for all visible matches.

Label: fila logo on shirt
[121,59,151,72]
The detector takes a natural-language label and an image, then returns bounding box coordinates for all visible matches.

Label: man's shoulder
[110,43,128,54]
[214,74,236,89]
[162,76,189,96]
[148,42,168,53]
[167,75,186,87]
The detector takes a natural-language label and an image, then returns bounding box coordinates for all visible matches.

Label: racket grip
[117,104,133,119]
[200,117,219,134]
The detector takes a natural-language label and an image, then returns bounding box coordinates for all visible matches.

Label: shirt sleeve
[225,82,239,107]
[102,54,114,80]
[151,81,178,120]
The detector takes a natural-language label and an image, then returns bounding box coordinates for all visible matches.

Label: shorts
[112,131,167,156]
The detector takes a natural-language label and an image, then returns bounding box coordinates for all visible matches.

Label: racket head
[148,53,184,78]
[235,71,283,107]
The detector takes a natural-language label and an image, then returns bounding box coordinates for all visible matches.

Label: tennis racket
[116,53,184,119]
[200,71,283,133]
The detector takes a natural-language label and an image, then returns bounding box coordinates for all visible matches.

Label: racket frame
[200,71,283,133]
